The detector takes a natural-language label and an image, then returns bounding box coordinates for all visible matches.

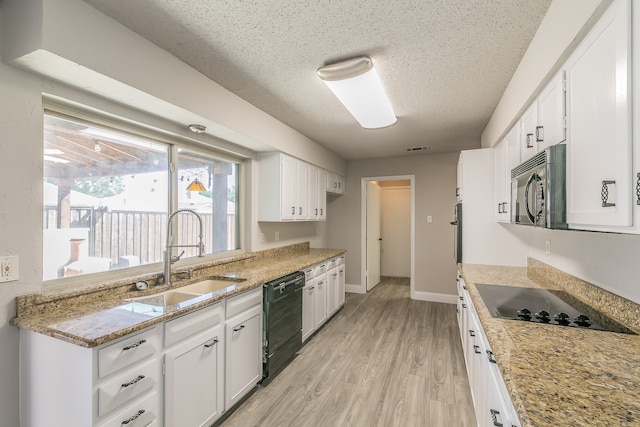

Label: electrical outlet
[0,255,18,283]
[545,240,551,255]
[260,232,265,243]
[427,215,433,223]
[275,231,280,241]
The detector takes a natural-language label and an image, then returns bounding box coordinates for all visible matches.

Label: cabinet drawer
[303,267,314,281]
[314,262,327,276]
[328,258,337,270]
[165,302,224,347]
[226,287,262,318]
[98,358,160,416]
[99,390,160,427]
[337,255,345,266]
[98,327,160,378]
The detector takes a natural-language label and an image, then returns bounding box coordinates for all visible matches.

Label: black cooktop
[475,284,636,334]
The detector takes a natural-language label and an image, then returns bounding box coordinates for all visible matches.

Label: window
[43,112,242,282]
[176,149,241,257]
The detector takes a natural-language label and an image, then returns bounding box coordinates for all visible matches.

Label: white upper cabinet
[519,102,539,162]
[537,71,566,151]
[494,124,520,222]
[519,71,566,163]
[565,0,632,229]
[258,153,330,222]
[326,172,346,195]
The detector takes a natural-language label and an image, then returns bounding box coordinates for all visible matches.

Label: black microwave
[511,144,568,229]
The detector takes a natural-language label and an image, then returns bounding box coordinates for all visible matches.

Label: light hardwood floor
[218,277,477,427]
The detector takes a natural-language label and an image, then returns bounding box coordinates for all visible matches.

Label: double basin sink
[127,278,244,308]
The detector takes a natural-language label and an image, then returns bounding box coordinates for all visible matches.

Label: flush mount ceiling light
[317,56,397,129]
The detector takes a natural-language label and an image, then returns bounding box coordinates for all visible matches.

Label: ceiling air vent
[406,146,430,153]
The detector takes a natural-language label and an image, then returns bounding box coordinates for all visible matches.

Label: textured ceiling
[81,0,552,160]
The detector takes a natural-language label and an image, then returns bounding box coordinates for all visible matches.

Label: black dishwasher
[262,271,305,383]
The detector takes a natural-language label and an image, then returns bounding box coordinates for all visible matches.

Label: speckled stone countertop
[13,242,345,348]
[459,259,640,427]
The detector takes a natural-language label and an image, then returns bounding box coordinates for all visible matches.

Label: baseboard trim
[345,284,365,294]
[412,290,457,304]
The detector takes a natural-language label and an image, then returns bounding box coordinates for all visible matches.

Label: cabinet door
[308,166,319,220]
[318,169,327,220]
[314,276,327,329]
[456,155,463,201]
[302,280,316,342]
[225,305,262,409]
[280,155,297,220]
[566,0,632,228]
[493,139,508,222]
[295,161,310,220]
[337,266,345,307]
[520,102,538,161]
[537,71,566,150]
[327,268,338,317]
[164,325,224,427]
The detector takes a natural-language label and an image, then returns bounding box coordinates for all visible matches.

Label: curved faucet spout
[163,209,205,286]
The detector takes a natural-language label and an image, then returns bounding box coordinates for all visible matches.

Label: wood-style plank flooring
[219,277,477,427]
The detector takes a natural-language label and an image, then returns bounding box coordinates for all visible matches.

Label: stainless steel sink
[177,279,237,295]
[126,278,242,308]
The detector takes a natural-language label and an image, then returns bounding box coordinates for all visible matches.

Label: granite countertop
[13,244,345,348]
[459,261,640,427]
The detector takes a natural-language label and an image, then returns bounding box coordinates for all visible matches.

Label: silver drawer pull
[121,375,145,388]
[473,345,481,354]
[122,339,146,351]
[121,409,145,425]
[204,338,219,348]
[468,330,475,337]
[490,408,503,427]
[486,350,497,364]
[233,325,246,332]
[601,180,616,207]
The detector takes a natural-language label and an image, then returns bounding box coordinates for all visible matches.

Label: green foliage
[73,176,125,198]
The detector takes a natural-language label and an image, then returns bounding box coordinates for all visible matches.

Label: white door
[366,182,381,291]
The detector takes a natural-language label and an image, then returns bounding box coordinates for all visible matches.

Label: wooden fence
[44,207,236,267]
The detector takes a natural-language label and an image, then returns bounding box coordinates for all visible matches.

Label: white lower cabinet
[314,274,328,329]
[19,325,163,427]
[164,302,225,427]
[302,257,346,343]
[224,288,263,410]
[457,272,520,427]
[302,277,316,342]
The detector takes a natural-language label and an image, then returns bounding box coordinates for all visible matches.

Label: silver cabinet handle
[486,350,497,364]
[601,180,616,207]
[122,339,146,351]
[490,408,503,427]
[498,203,503,214]
[636,173,640,206]
[536,125,544,142]
[473,345,481,354]
[121,409,145,425]
[121,375,145,388]
[299,207,302,215]
[233,325,246,333]
[204,338,219,348]
[468,330,475,337]
[526,133,534,148]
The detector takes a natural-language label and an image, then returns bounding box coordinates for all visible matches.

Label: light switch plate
[0,255,18,282]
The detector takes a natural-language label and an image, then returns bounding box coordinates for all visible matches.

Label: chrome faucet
[164,209,205,286]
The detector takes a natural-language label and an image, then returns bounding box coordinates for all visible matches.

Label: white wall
[328,153,459,298]
[380,186,411,277]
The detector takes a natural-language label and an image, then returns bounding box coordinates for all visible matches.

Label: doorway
[361,175,415,296]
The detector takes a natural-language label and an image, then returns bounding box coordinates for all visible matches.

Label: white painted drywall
[380,187,411,277]
[328,153,459,298]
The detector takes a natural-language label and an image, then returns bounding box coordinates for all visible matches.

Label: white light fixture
[317,57,397,129]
